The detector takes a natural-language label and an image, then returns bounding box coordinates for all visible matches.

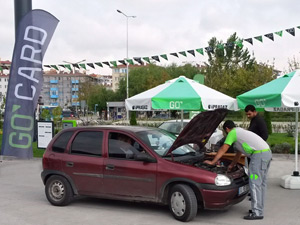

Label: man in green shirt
[204,120,272,220]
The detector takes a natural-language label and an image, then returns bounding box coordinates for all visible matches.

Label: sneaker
[244,213,264,220]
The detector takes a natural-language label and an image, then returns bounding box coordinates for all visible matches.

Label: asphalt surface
[0,154,300,225]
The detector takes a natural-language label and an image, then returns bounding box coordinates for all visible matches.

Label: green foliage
[264,111,272,135]
[52,106,62,128]
[199,33,274,97]
[130,111,137,125]
[271,142,292,154]
[40,109,51,121]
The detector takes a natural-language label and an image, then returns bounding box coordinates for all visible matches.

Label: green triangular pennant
[160,54,168,61]
[95,62,103,67]
[65,64,72,71]
[126,59,134,65]
[275,31,283,37]
[79,63,86,70]
[58,64,65,68]
[254,36,263,42]
[196,48,204,55]
[297,26,300,29]
[234,39,243,48]
[142,57,151,63]
[0,66,2,71]
[51,65,59,70]
[179,51,187,57]
[110,61,117,68]
[217,44,224,50]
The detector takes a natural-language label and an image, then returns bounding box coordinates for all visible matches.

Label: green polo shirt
[224,127,269,156]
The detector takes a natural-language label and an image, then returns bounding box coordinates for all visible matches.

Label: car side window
[108,132,146,160]
[71,131,103,156]
[52,131,74,153]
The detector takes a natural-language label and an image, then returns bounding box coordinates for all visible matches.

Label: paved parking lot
[0,155,299,225]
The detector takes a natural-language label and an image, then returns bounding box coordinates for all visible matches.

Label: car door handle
[106,164,115,170]
[66,161,74,167]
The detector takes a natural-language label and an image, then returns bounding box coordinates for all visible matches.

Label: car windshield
[136,130,196,157]
[158,122,189,134]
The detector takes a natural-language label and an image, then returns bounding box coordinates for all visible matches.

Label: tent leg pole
[294,108,299,175]
[181,110,183,130]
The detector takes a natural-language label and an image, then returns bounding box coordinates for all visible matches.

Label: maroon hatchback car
[41,110,249,222]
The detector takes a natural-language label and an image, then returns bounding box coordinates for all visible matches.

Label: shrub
[130,111,137,125]
[271,142,292,154]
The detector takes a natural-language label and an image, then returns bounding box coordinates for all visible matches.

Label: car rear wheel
[45,175,73,206]
[169,184,197,222]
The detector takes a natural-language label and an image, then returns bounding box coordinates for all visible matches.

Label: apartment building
[41,70,110,108]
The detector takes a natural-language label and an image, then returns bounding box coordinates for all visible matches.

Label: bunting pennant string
[102,62,110,67]
[275,31,283,37]
[79,63,86,70]
[254,36,263,43]
[43,25,299,70]
[264,33,274,41]
[142,57,151,63]
[179,51,187,57]
[187,50,195,57]
[160,54,168,61]
[244,38,253,45]
[118,60,127,66]
[151,56,160,62]
[286,28,295,36]
[87,63,95,69]
[95,62,103,67]
[170,53,179,57]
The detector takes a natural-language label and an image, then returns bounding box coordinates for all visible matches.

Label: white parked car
[158,119,223,149]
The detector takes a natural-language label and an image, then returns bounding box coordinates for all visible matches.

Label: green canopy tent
[237,70,300,189]
[126,76,238,128]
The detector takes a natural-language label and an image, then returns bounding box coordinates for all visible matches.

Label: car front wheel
[45,175,73,206]
[169,184,198,222]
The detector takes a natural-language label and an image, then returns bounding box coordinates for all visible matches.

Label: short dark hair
[245,105,256,112]
[223,120,236,130]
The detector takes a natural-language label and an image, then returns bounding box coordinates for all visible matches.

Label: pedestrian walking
[245,105,268,141]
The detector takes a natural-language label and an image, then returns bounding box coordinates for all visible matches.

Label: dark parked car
[41,125,248,222]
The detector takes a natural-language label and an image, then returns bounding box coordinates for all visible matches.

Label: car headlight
[215,174,231,186]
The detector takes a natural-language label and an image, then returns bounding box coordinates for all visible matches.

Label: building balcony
[71,80,79,84]
[50,87,58,91]
[50,102,59,106]
[72,87,79,91]
[50,80,58,84]
[50,95,59,99]
[72,95,78,99]
[72,102,80,106]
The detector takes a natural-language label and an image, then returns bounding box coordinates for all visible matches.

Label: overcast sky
[1,0,300,75]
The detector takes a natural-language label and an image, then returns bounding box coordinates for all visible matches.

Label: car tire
[45,175,73,206]
[168,184,198,222]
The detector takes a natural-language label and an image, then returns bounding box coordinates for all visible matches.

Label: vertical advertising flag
[1,10,59,158]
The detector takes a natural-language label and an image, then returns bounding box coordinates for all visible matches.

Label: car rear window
[71,131,103,156]
[52,131,74,153]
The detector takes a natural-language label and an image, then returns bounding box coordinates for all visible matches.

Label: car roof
[162,119,191,123]
[61,125,157,133]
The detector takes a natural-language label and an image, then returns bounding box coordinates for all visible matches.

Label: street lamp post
[117,9,136,121]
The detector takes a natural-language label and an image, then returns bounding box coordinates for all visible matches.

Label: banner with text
[1,10,59,158]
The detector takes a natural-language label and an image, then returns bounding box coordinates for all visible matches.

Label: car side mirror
[135,153,157,163]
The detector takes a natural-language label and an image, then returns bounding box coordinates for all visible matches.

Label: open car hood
[166,109,228,155]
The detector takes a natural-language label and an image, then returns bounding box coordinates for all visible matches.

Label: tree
[200,33,274,97]
[40,109,51,121]
[52,106,62,129]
